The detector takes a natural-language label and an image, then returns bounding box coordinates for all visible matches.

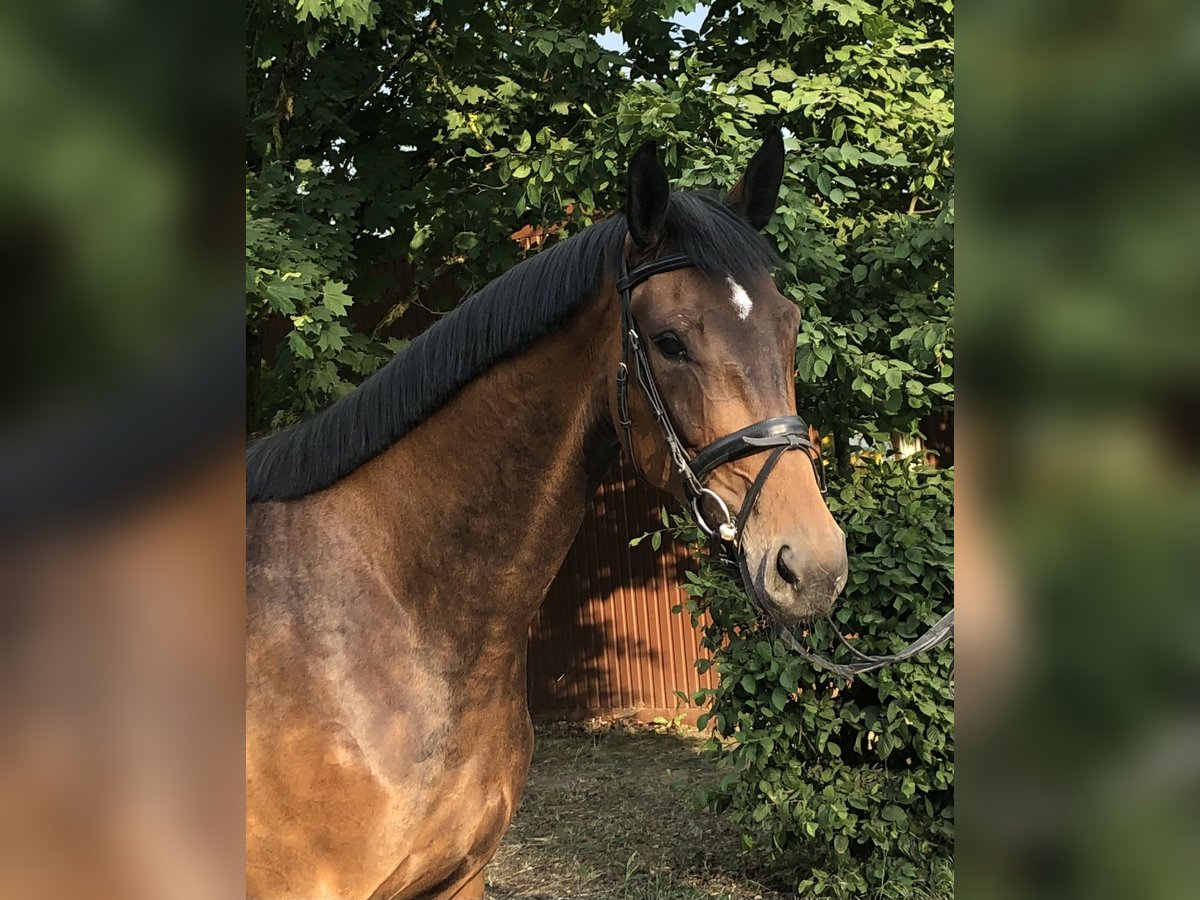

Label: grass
[486,719,779,899]
[485,720,953,900]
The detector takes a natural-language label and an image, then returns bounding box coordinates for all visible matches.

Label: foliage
[246,0,952,439]
[246,0,954,893]
[246,0,636,428]
[667,463,954,898]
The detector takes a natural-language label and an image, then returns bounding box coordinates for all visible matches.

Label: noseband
[615,253,953,682]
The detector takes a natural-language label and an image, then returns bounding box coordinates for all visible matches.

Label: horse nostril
[776,545,800,586]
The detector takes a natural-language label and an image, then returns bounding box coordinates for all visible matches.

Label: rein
[615,253,953,682]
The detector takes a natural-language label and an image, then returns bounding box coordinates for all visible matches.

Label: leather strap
[615,254,693,293]
[691,416,816,482]
[734,445,789,538]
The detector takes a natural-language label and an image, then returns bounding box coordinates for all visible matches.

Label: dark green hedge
[672,462,953,897]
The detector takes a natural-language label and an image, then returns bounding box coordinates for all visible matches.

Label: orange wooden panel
[528,459,718,721]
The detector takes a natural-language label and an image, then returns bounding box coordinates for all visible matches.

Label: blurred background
[0,0,1197,898]
[0,2,243,899]
[957,1,1200,898]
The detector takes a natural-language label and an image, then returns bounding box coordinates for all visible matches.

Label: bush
[677,462,954,898]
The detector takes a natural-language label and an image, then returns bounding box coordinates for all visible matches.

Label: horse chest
[364,697,534,899]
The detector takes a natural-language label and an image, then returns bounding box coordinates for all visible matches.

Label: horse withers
[246,131,846,899]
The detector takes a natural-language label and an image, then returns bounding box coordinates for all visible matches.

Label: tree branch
[370,257,465,339]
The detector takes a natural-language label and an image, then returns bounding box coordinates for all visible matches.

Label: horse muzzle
[741,530,848,627]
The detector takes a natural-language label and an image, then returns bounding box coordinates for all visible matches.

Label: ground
[485,720,807,900]
[486,720,953,900]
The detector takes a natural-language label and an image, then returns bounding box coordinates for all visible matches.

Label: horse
[245,130,848,899]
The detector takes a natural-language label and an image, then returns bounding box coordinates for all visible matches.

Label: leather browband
[616,254,693,293]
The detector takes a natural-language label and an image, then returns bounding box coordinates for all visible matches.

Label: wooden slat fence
[527,460,717,723]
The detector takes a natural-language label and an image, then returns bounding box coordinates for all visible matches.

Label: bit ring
[692,488,736,542]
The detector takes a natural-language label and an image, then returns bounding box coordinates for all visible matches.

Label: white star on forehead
[727,277,753,320]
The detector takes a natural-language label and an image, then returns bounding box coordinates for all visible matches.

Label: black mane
[247,192,775,502]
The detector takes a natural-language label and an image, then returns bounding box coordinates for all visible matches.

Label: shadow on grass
[485,722,800,900]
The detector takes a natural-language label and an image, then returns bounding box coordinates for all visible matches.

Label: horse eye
[653,332,688,360]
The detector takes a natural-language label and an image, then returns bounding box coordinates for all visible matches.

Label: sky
[595,5,710,55]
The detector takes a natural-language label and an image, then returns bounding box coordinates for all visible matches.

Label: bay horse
[246,131,848,899]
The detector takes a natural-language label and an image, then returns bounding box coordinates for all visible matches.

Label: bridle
[615,252,954,682]
[615,254,824,541]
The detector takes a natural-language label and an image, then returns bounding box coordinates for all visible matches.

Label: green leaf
[287,331,313,360]
[409,226,431,251]
[781,665,799,693]
[295,0,323,24]
[771,686,788,712]
[322,280,352,315]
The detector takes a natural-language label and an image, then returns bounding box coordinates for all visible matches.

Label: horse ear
[625,140,670,251]
[727,128,785,230]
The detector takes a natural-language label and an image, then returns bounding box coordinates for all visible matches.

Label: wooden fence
[528,460,717,723]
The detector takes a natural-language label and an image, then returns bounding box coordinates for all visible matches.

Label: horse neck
[325,287,621,642]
